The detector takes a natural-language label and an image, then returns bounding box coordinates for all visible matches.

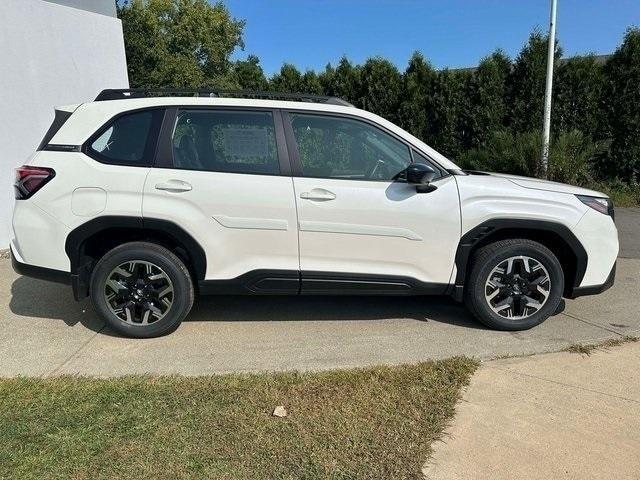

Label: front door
[285,111,460,293]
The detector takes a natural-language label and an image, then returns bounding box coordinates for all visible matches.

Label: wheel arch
[451,219,587,301]
[65,216,207,300]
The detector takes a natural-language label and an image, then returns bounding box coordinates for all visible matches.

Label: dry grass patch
[0,357,477,480]
[565,335,639,355]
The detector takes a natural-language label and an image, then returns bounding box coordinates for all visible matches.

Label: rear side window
[87,109,163,166]
[171,109,280,175]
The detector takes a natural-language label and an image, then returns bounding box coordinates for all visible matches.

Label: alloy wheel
[484,255,551,320]
[103,260,174,325]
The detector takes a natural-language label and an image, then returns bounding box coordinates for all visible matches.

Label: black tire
[464,239,564,331]
[90,242,194,338]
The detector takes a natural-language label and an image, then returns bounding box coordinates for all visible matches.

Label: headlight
[576,195,614,219]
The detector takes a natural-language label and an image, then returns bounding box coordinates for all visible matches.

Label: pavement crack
[561,312,626,336]
[44,324,105,378]
[487,365,640,405]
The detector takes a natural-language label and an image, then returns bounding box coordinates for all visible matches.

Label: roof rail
[94,88,354,107]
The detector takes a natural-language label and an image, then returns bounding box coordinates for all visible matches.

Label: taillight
[14,166,55,200]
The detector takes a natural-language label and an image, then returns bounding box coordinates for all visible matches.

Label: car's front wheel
[90,242,194,338]
[464,239,564,330]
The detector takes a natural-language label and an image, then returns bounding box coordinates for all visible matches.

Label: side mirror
[405,163,438,192]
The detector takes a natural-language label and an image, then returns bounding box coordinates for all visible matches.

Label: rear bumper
[10,246,70,285]
[567,262,616,299]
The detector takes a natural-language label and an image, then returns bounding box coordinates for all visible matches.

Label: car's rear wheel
[464,239,564,330]
[90,242,194,338]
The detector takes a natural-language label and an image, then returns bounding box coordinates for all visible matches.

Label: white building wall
[0,0,129,247]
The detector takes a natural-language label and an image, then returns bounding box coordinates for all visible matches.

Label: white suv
[11,89,618,338]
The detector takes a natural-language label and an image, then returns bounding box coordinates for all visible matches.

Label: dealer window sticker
[223,127,269,158]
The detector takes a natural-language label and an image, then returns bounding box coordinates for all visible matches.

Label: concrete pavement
[423,341,640,480]
[0,208,638,377]
[616,207,640,259]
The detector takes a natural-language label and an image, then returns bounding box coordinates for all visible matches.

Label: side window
[290,113,412,180]
[88,110,160,166]
[171,109,280,175]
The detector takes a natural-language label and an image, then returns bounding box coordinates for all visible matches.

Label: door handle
[155,180,192,193]
[300,189,336,201]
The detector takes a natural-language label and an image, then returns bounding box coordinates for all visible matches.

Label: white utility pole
[541,0,558,177]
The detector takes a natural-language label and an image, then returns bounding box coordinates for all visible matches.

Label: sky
[222,0,640,75]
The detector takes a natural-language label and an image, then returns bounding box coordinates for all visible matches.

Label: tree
[553,55,604,137]
[508,31,561,133]
[269,63,304,92]
[428,69,474,159]
[300,71,323,95]
[398,52,438,142]
[268,67,323,94]
[470,50,512,147]
[318,63,335,96]
[601,28,640,181]
[117,0,245,88]
[233,55,268,90]
[358,58,403,122]
[320,57,361,105]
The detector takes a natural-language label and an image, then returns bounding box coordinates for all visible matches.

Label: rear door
[284,111,461,293]
[143,107,299,291]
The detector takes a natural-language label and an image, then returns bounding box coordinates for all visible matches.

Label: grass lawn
[0,357,477,480]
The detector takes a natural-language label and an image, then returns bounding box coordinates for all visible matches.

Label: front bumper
[567,262,616,299]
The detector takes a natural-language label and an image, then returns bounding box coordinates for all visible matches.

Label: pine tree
[602,28,640,181]
[471,50,512,147]
[269,64,304,92]
[554,55,604,137]
[320,57,362,105]
[359,58,403,123]
[234,55,268,91]
[398,52,438,142]
[508,31,561,133]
